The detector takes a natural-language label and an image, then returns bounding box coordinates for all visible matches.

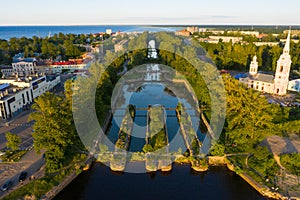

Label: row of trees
[280,153,300,176]
[200,40,300,72]
[0,33,92,65]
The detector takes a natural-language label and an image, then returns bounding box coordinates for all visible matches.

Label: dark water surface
[54,163,266,200]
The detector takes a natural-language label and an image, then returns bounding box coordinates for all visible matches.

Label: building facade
[0,66,13,77]
[51,60,92,74]
[0,75,61,119]
[175,30,191,37]
[208,36,243,43]
[288,79,300,92]
[12,58,36,76]
[240,31,292,96]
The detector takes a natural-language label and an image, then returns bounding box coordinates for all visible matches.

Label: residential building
[227,31,260,37]
[253,42,279,46]
[12,57,37,76]
[211,30,225,35]
[0,66,13,77]
[288,79,300,92]
[280,39,299,44]
[0,75,60,119]
[0,83,31,119]
[239,31,292,95]
[208,36,243,43]
[50,59,92,74]
[284,30,300,36]
[106,29,112,35]
[187,26,199,34]
[198,38,219,44]
[175,30,191,37]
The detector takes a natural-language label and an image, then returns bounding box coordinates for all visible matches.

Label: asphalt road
[0,110,34,150]
[0,149,45,198]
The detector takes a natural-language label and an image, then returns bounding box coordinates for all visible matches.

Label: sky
[0,0,299,25]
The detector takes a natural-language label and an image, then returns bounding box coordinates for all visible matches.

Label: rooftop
[261,135,300,155]
[0,83,10,92]
[248,72,275,83]
[52,60,83,66]
[12,58,36,63]
[0,84,28,101]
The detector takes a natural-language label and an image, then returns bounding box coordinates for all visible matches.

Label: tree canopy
[29,90,84,172]
[5,132,21,151]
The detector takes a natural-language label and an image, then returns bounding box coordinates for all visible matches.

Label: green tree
[29,92,80,172]
[143,144,153,153]
[223,77,287,151]
[5,132,21,151]
[99,144,109,153]
[209,141,225,156]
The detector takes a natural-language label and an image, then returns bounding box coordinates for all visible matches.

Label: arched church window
[280,65,283,72]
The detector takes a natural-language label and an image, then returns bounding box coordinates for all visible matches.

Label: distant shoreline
[1,24,300,27]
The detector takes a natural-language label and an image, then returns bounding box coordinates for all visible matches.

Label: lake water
[54,163,266,200]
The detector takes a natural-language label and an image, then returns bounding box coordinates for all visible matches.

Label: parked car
[18,171,28,182]
[1,180,13,191]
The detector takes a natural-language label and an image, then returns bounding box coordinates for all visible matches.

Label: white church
[239,31,292,96]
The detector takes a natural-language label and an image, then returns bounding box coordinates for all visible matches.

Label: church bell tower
[274,30,292,95]
[249,55,258,75]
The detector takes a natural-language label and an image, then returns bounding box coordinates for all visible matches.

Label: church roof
[247,72,274,83]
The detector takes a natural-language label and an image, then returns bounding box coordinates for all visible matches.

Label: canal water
[54,163,266,200]
[107,82,199,153]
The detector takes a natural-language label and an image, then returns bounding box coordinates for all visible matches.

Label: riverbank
[225,158,297,200]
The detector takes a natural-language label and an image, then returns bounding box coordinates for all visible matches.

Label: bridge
[112,107,198,117]
[112,107,197,111]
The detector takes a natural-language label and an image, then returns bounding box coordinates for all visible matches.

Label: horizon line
[0,23,299,27]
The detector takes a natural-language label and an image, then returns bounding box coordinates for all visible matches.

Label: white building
[51,60,92,74]
[288,79,300,92]
[208,36,243,43]
[0,66,13,77]
[187,26,199,34]
[240,31,292,96]
[253,42,279,47]
[106,29,112,35]
[12,58,36,76]
[0,75,60,119]
[227,31,260,38]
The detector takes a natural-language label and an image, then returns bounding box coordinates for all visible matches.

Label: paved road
[0,110,34,150]
[0,149,45,198]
